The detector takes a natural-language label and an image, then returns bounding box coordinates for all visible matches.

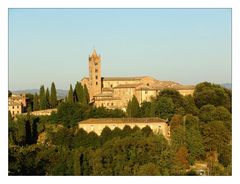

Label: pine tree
[33,93,39,111]
[46,88,50,109]
[68,84,74,103]
[50,82,58,108]
[39,85,47,110]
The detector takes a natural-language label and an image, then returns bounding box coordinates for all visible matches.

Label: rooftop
[102,76,147,81]
[114,83,140,88]
[94,93,113,97]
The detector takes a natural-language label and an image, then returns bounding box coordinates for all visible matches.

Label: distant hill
[12,89,68,99]
[221,83,232,90]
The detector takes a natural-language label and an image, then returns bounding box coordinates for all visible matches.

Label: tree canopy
[193,82,231,111]
[9,81,232,176]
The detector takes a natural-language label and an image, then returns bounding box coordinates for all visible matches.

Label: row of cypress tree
[33,82,58,111]
[66,82,89,105]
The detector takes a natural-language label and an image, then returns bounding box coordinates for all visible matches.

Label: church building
[81,50,194,111]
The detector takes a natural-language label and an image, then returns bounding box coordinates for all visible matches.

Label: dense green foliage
[9,82,232,176]
[127,95,140,117]
[9,124,174,176]
[151,96,175,119]
[193,82,231,111]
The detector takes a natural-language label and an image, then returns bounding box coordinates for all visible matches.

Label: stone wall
[22,108,57,116]
[178,89,194,96]
[94,98,124,109]
[79,118,170,138]
[102,79,140,89]
[135,89,157,104]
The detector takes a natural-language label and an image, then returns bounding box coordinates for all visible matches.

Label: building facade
[79,118,170,138]
[8,94,28,117]
[81,50,194,110]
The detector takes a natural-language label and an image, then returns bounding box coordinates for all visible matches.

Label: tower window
[96,82,98,85]
[95,69,98,73]
[96,76,98,79]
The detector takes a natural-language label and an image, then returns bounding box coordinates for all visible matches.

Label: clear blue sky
[9,9,231,90]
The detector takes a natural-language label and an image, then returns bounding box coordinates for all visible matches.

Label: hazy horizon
[9,9,231,90]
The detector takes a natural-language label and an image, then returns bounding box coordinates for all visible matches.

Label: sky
[9,8,231,90]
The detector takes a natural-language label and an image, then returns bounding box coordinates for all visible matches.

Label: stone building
[8,94,28,117]
[81,50,194,110]
[79,117,170,138]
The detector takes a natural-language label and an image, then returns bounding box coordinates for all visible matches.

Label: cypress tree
[74,82,82,103]
[73,83,78,102]
[127,96,140,117]
[79,83,85,104]
[39,85,47,110]
[46,88,50,109]
[83,84,90,104]
[131,95,140,117]
[68,84,74,103]
[74,82,88,105]
[127,100,132,117]
[50,82,58,108]
[33,93,39,111]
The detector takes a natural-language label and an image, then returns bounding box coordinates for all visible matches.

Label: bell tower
[89,49,102,101]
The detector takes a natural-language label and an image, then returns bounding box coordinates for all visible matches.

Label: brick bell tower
[89,49,102,101]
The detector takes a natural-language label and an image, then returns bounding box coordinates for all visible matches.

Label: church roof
[135,81,195,91]
[114,83,140,88]
[102,76,147,81]
[93,93,113,97]
[136,84,156,91]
